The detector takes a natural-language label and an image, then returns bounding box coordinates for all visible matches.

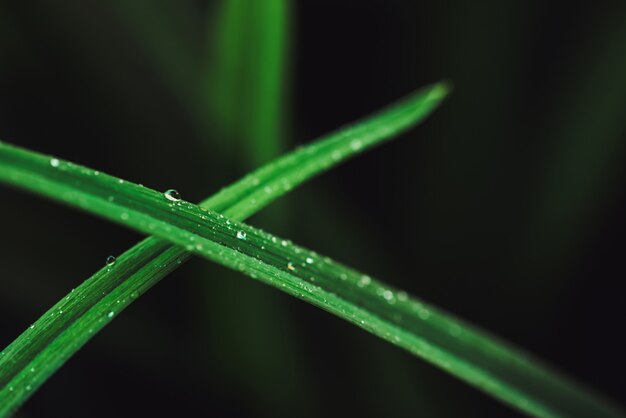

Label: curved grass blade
[0,115,623,418]
[0,83,448,416]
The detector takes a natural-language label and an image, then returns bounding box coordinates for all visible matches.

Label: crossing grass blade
[0,88,624,418]
[0,83,448,417]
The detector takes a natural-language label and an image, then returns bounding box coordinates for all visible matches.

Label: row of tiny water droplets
[200,123,395,219]
[249,226,441,336]
[38,166,460,365]
[100,253,144,321]
[157,186,442,339]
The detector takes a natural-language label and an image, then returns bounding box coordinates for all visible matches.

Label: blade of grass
[204,0,298,410]
[207,0,247,142]
[0,93,623,418]
[207,0,290,165]
[521,5,626,293]
[0,83,448,416]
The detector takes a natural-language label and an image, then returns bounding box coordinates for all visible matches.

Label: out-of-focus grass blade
[108,0,200,110]
[0,124,623,418]
[105,0,221,154]
[207,0,290,164]
[207,0,247,147]
[0,83,448,417]
[523,7,626,282]
[205,0,294,409]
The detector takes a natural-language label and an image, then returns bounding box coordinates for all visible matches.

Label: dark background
[1,1,625,417]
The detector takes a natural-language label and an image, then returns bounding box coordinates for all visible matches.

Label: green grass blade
[0,105,623,418]
[208,0,290,164]
[0,83,448,416]
[205,0,295,407]
[208,0,246,140]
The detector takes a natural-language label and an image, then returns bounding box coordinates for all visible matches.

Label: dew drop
[382,290,394,301]
[287,262,296,271]
[449,324,462,337]
[105,255,117,266]
[418,308,430,320]
[236,230,247,240]
[306,257,314,264]
[164,189,181,202]
[357,275,371,287]
[350,139,363,151]
[130,291,140,300]
[50,158,60,167]
[107,311,115,319]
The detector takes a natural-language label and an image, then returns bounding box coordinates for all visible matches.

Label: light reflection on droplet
[357,275,371,287]
[164,189,181,202]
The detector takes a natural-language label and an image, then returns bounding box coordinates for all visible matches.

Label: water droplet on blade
[50,158,60,167]
[164,189,181,202]
[357,275,371,287]
[350,139,363,150]
[236,231,247,240]
[105,255,117,266]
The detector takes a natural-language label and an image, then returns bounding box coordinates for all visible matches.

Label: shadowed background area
[1,1,625,417]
